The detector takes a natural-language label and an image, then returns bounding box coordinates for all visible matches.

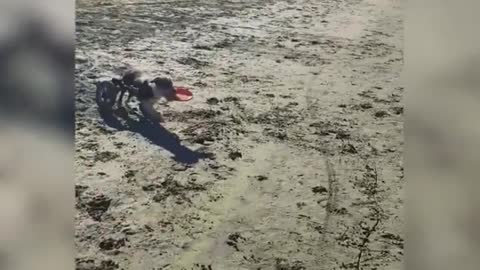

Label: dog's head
[151,77,176,101]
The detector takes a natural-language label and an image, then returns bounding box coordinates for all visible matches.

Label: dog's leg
[125,93,132,109]
[117,87,127,108]
[139,99,164,122]
[125,86,138,110]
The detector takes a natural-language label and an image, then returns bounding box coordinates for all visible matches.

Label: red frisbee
[174,86,193,101]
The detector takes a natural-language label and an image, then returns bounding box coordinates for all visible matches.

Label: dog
[111,70,176,122]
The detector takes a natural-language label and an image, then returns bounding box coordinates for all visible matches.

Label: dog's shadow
[98,107,211,165]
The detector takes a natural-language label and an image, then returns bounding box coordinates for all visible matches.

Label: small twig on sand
[355,218,381,270]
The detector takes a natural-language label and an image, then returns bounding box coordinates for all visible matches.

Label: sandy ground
[75,0,404,269]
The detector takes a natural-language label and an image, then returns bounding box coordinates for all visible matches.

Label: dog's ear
[151,77,173,89]
[111,78,122,85]
[150,77,162,84]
